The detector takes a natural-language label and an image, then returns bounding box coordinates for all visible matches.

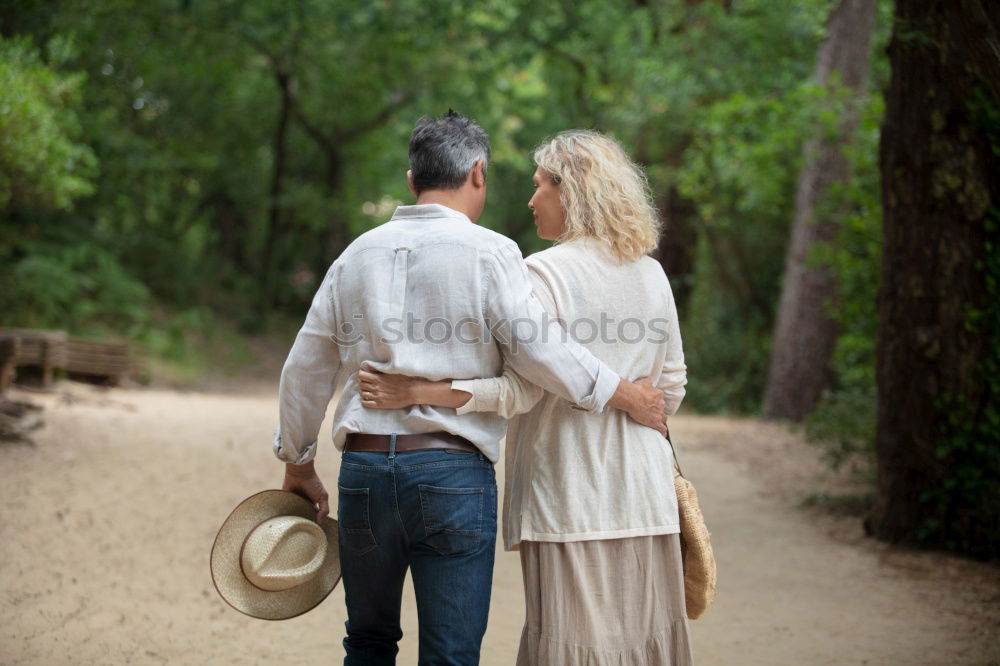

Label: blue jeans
[337,443,498,666]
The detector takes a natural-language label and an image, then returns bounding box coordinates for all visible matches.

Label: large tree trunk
[867,0,1000,558]
[763,0,877,420]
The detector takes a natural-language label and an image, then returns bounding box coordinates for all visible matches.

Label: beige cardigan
[452,238,687,550]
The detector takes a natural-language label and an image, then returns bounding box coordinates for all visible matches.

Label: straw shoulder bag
[667,430,717,620]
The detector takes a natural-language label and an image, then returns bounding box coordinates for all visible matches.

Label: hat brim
[211,490,341,620]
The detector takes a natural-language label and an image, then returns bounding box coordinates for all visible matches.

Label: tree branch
[338,91,416,141]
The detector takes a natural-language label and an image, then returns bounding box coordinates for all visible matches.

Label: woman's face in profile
[528,167,566,241]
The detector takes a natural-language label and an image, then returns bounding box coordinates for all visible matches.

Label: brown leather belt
[344,432,479,454]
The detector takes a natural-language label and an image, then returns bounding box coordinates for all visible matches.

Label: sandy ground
[1,382,998,666]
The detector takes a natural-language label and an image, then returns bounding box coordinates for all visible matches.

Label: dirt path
[1,384,997,665]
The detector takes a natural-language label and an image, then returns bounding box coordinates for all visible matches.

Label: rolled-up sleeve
[452,364,544,418]
[657,277,687,415]
[482,244,620,413]
[273,266,342,464]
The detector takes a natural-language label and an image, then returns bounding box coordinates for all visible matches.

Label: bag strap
[665,424,685,478]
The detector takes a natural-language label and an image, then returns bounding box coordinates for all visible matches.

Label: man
[275,110,666,665]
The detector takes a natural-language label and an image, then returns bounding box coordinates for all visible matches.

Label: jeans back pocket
[337,486,378,556]
[418,485,484,556]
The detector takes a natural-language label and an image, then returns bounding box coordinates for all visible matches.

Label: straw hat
[211,490,341,620]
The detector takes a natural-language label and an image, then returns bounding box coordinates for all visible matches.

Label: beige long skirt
[516,534,694,666]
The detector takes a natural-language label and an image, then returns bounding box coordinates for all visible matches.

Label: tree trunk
[652,184,697,310]
[763,0,877,420]
[258,69,293,309]
[323,147,347,263]
[209,192,251,279]
[867,0,1000,558]
[637,135,698,311]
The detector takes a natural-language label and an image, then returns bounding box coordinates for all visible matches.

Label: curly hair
[533,130,661,263]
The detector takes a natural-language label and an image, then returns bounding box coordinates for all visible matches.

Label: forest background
[2,0,997,560]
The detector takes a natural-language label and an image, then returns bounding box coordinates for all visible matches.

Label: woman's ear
[406,170,418,197]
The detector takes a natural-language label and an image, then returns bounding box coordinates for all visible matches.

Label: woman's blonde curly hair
[533,130,661,263]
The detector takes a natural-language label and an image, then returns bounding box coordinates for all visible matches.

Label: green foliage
[805,93,884,476]
[0,0,882,403]
[142,306,256,378]
[0,229,150,336]
[0,36,96,210]
[678,83,840,412]
[674,0,894,419]
[682,255,773,413]
[800,490,874,516]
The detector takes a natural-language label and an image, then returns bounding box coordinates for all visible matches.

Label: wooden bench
[65,337,133,387]
[0,328,68,388]
[0,329,143,387]
[0,335,19,395]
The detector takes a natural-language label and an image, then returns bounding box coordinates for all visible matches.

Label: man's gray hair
[408,110,490,193]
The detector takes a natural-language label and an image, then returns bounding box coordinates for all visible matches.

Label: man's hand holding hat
[282,460,330,522]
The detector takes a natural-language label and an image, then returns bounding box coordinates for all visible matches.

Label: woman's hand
[358,364,419,409]
[608,376,668,436]
[358,363,473,410]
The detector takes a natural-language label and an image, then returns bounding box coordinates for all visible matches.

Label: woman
[360,130,691,665]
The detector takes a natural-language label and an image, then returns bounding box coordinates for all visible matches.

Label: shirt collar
[389,203,472,224]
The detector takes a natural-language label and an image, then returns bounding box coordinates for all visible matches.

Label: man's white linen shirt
[273,204,622,464]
